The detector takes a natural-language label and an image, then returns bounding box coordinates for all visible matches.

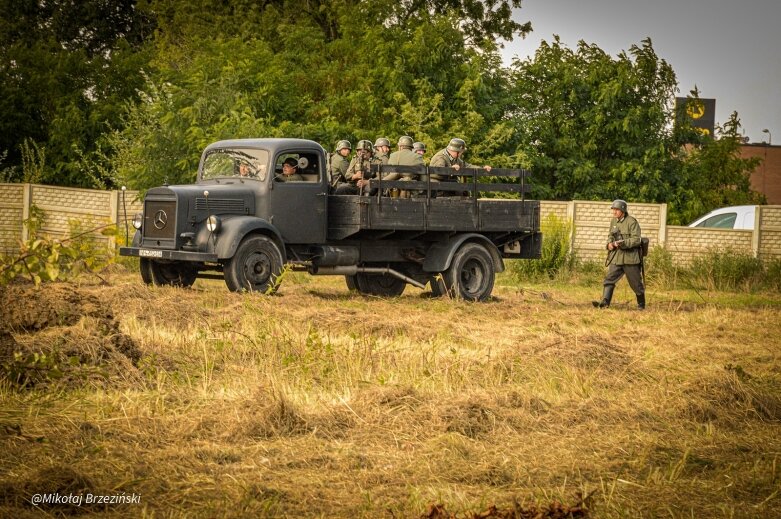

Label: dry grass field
[1,268,780,518]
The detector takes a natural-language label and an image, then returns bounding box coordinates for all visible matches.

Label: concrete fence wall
[539,201,781,264]
[2,183,781,265]
[0,183,142,254]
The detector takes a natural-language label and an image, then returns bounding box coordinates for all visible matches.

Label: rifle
[357,152,365,195]
[605,228,623,267]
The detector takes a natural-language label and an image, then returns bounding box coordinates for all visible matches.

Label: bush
[688,249,764,292]
[510,213,573,282]
[644,245,681,290]
[762,258,781,291]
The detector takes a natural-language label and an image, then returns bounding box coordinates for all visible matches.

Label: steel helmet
[374,137,390,148]
[447,138,466,153]
[356,139,373,151]
[611,199,628,214]
[336,140,351,152]
[397,136,414,149]
[413,141,426,152]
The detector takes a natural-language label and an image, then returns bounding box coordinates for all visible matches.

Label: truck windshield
[201,148,270,181]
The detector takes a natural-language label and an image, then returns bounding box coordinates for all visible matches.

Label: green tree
[668,111,764,224]
[509,37,679,201]
[509,38,763,223]
[110,1,524,189]
[0,0,153,187]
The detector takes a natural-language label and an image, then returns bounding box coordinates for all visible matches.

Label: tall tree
[109,0,525,188]
[0,0,153,186]
[509,37,763,223]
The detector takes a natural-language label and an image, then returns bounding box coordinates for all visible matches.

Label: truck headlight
[206,215,221,233]
[132,212,143,229]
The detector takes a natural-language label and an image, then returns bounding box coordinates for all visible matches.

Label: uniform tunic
[383,149,424,181]
[329,153,350,183]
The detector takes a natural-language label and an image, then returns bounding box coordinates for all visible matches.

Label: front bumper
[119,247,218,262]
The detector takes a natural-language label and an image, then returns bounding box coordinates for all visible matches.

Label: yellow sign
[686,100,705,120]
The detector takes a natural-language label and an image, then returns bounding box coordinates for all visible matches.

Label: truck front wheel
[141,259,197,287]
[224,235,284,294]
[436,242,495,301]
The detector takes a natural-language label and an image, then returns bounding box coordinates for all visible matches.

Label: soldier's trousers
[603,263,644,295]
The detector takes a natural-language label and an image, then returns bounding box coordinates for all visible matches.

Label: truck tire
[224,235,284,293]
[439,242,495,301]
[345,275,358,291]
[146,260,197,287]
[354,272,406,297]
[140,257,154,285]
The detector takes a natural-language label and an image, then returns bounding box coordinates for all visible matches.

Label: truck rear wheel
[355,272,406,297]
[345,275,358,291]
[143,259,197,287]
[224,235,284,293]
[439,242,495,301]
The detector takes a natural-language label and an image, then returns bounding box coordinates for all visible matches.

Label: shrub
[688,249,764,292]
[763,258,781,291]
[644,245,681,290]
[510,213,573,282]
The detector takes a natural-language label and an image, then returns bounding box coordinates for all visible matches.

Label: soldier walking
[592,199,646,309]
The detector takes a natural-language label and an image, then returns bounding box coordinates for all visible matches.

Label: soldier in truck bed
[335,140,381,195]
[329,140,351,184]
[373,137,391,165]
[429,138,491,195]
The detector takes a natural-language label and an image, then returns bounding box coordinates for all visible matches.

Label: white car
[688,205,757,230]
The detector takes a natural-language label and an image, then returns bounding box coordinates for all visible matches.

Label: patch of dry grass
[1,270,780,517]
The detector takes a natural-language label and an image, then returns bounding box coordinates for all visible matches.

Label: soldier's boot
[592,285,614,308]
[636,293,646,310]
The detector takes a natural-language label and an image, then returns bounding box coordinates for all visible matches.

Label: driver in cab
[278,157,303,182]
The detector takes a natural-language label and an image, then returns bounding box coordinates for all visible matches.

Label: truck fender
[422,233,505,273]
[130,230,141,247]
[207,216,286,261]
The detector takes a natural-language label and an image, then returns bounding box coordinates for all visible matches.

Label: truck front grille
[194,198,246,213]
[143,200,177,240]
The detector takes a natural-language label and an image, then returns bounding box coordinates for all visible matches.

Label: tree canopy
[0,0,763,223]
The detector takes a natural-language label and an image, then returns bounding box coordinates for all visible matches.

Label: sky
[501,0,781,144]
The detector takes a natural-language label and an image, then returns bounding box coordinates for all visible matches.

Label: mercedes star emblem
[153,210,168,229]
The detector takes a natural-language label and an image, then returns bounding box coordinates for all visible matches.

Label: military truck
[119,138,542,301]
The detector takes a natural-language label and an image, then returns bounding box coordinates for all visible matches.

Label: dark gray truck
[120,138,542,301]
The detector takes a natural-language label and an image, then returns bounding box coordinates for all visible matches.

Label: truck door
[268,150,328,243]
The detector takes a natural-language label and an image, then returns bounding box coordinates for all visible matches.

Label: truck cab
[121,138,542,301]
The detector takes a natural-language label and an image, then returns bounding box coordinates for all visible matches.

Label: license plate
[139,249,163,258]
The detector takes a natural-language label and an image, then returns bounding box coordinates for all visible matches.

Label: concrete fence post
[567,200,576,255]
[20,183,32,242]
[752,205,761,259]
[658,203,668,247]
[108,190,119,251]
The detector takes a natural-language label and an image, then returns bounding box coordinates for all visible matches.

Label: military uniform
[335,155,382,195]
[383,149,424,180]
[277,172,303,182]
[375,152,390,165]
[594,200,645,309]
[329,153,349,184]
[429,148,467,181]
